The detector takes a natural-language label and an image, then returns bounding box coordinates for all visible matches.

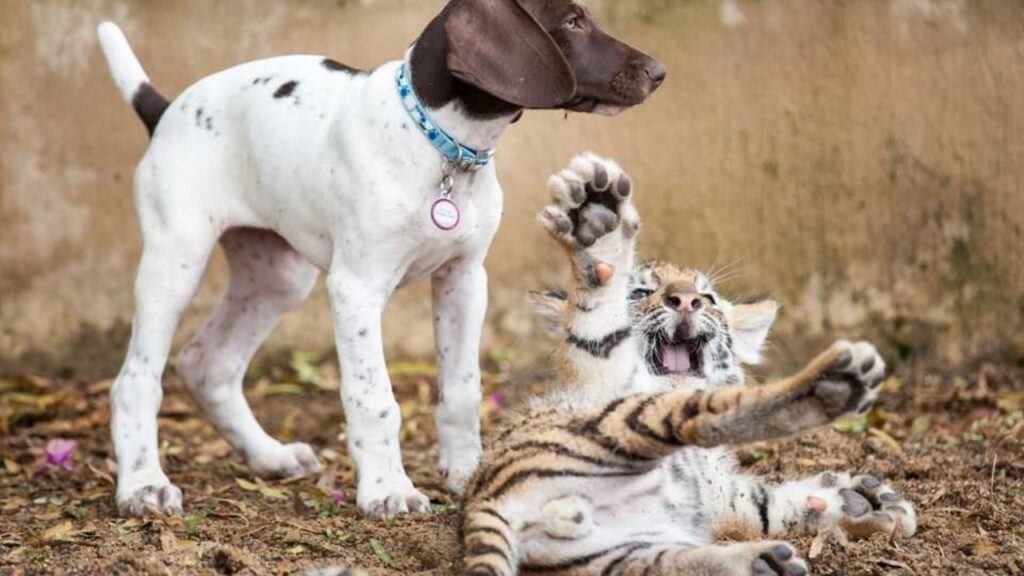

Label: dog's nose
[643,59,667,88]
[663,292,702,313]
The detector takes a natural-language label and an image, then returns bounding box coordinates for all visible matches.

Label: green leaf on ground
[430,503,460,515]
[911,415,932,435]
[833,414,868,434]
[370,538,395,567]
[185,510,207,536]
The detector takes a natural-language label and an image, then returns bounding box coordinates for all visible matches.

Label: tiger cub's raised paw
[538,154,639,279]
[811,340,886,419]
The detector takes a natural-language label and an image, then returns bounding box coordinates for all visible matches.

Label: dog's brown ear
[445,0,576,108]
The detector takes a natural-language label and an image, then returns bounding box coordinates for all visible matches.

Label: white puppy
[97,0,664,519]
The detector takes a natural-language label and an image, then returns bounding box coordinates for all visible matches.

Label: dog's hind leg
[112,218,217,517]
[178,228,321,478]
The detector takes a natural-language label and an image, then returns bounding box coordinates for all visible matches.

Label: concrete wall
[2,0,1022,377]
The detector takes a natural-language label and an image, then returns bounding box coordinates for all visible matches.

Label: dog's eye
[563,13,584,30]
[702,293,718,306]
[629,288,654,300]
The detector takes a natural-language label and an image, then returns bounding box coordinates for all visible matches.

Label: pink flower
[489,391,505,407]
[328,490,347,504]
[40,438,77,472]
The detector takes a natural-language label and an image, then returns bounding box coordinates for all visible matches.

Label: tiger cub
[461,155,916,576]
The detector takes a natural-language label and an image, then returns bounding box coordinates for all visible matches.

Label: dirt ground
[1,355,1022,576]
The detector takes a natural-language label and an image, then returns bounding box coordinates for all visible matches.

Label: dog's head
[439,0,665,114]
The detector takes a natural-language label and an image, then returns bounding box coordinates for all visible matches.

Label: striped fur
[460,155,915,575]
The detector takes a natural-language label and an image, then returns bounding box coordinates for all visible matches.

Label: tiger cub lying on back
[461,155,916,576]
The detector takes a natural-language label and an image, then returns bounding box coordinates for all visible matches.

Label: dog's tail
[97,22,169,137]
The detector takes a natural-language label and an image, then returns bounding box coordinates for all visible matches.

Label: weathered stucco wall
[1,0,1022,377]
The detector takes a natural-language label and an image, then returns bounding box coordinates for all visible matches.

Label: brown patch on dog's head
[417,0,664,116]
[517,0,666,114]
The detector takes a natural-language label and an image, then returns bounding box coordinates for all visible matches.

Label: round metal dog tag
[431,197,460,231]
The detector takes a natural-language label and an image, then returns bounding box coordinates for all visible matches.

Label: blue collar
[396,62,495,171]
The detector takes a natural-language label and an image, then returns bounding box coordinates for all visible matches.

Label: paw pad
[837,473,918,538]
[813,340,886,418]
[751,543,807,576]
[539,153,640,253]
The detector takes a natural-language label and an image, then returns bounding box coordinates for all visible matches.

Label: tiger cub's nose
[663,292,702,313]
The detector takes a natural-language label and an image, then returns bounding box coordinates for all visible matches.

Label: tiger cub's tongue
[661,344,691,373]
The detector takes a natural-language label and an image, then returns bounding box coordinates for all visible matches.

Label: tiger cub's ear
[729,300,779,365]
[528,289,569,337]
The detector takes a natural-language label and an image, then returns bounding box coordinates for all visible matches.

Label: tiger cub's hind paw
[837,474,918,538]
[712,542,808,576]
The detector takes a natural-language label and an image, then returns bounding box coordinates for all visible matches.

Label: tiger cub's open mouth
[650,335,704,376]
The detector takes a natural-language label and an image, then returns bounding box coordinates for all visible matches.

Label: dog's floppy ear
[445,0,576,108]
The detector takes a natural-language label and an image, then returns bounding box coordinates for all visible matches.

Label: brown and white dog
[97,0,664,519]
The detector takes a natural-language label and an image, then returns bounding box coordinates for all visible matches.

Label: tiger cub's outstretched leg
[570,339,886,462]
[708,470,917,540]
[537,153,643,390]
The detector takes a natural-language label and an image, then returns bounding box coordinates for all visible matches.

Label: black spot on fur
[274,81,299,99]
[322,58,365,74]
[131,82,170,137]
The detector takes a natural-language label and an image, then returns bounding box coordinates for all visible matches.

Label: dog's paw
[837,474,918,538]
[438,445,480,496]
[247,442,322,478]
[811,340,885,419]
[357,475,431,520]
[538,153,639,257]
[117,483,184,517]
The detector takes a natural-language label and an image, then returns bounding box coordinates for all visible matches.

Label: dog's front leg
[431,259,487,494]
[327,268,430,519]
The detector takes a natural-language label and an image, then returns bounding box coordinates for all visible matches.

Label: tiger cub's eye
[630,288,654,300]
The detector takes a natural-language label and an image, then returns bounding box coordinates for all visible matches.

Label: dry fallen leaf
[235,478,260,491]
[996,392,1024,414]
[868,428,905,456]
[809,525,849,559]
[39,520,75,543]
[160,528,178,552]
[257,482,289,501]
[971,536,999,557]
